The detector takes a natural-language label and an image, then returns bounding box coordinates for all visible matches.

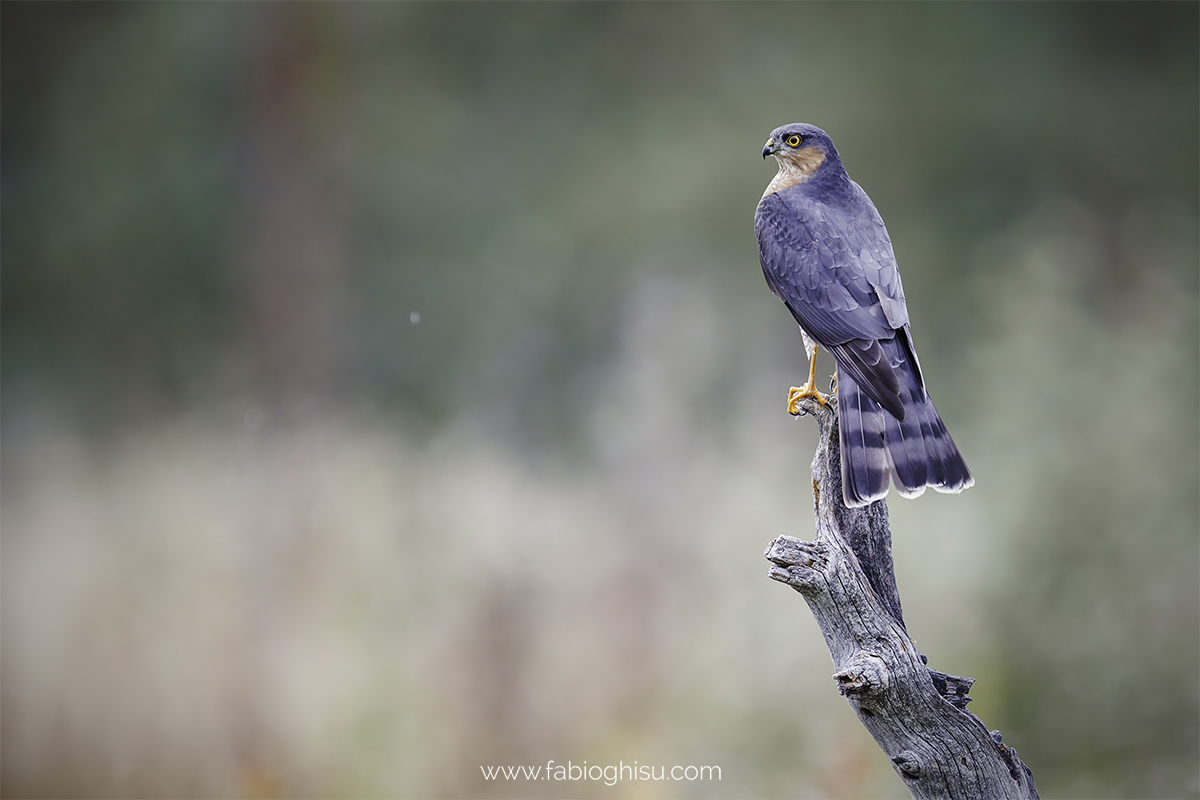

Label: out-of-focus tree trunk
[240,4,345,419]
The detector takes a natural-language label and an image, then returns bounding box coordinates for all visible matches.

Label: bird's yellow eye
[786,135,801,147]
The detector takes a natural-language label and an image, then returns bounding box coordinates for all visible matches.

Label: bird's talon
[787,383,828,415]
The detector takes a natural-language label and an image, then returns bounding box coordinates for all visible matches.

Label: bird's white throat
[762,146,826,198]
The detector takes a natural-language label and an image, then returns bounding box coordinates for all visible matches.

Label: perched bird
[755,123,972,507]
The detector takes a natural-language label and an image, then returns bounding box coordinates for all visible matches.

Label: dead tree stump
[764,395,1038,800]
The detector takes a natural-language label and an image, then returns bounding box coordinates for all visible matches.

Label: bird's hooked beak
[762,138,776,159]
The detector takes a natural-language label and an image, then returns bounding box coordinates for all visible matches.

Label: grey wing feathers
[829,337,904,419]
[755,193,901,346]
[755,192,909,416]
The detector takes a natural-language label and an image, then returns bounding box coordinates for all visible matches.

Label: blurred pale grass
[4,277,902,798]
[5,198,1196,797]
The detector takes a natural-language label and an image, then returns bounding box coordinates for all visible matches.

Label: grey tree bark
[764,395,1038,800]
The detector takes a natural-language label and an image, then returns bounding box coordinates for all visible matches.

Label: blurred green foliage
[2,3,1197,799]
[6,3,1195,439]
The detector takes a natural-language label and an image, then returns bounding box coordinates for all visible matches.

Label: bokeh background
[3,4,1197,798]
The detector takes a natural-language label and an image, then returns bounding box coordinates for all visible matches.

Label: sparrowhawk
[755,123,973,507]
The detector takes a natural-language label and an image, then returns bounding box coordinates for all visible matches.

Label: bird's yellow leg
[787,346,828,414]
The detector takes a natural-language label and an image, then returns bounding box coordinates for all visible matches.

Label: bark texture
[765,395,1038,800]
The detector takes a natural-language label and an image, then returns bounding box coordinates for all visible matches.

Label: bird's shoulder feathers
[754,187,908,345]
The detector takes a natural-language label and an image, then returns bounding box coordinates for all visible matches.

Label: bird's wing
[755,190,908,341]
[755,190,914,417]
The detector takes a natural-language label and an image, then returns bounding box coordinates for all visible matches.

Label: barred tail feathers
[836,340,972,507]
[881,380,973,501]
[837,371,891,507]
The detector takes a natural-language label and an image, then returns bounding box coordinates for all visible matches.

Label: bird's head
[761,123,839,182]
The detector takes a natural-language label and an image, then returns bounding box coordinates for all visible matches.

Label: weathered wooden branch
[765,395,1038,800]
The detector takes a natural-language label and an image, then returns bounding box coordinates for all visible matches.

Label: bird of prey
[755,123,972,507]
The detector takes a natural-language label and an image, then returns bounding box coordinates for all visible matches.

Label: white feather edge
[841,450,974,507]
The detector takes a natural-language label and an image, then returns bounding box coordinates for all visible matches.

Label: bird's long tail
[836,356,973,508]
